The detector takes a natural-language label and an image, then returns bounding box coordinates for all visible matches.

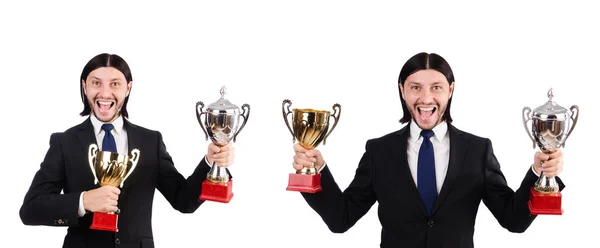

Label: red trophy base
[199,180,233,203]
[90,212,119,232]
[528,187,563,215]
[286,173,322,193]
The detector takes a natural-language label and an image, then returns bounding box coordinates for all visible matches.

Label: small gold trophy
[87,144,140,232]
[282,99,341,193]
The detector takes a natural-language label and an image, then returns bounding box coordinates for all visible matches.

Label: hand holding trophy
[87,144,140,232]
[282,99,341,193]
[196,86,250,203]
[522,88,579,215]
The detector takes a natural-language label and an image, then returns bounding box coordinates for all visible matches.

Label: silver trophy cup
[196,86,250,183]
[522,88,579,194]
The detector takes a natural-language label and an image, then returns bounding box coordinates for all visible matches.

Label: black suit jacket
[302,123,565,248]
[20,117,214,248]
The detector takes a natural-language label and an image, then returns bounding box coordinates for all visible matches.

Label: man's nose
[98,84,113,98]
[419,89,434,100]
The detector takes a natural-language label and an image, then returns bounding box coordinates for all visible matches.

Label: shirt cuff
[205,156,212,167]
[318,163,327,173]
[78,192,86,217]
[531,165,540,177]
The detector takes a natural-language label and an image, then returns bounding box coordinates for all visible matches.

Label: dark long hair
[398,52,455,124]
[79,53,133,118]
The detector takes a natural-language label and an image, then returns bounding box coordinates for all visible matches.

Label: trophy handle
[88,144,99,185]
[233,104,250,142]
[522,107,536,149]
[563,105,579,147]
[196,101,209,141]
[122,149,140,187]
[323,103,341,145]
[282,99,295,143]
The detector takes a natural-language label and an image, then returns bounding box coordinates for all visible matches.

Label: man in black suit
[20,53,234,248]
[292,52,565,247]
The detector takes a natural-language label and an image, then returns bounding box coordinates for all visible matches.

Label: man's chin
[413,117,440,130]
[93,112,118,123]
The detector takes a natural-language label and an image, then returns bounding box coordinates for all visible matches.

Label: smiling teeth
[419,107,434,111]
[98,101,112,106]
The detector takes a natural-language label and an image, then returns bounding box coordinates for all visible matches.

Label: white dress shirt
[90,114,129,155]
[407,121,450,194]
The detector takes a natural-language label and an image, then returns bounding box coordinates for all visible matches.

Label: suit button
[57,219,63,225]
[115,238,120,244]
[428,220,434,227]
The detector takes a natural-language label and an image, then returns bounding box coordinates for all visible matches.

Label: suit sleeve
[155,132,214,213]
[482,138,565,233]
[20,133,82,227]
[301,140,377,233]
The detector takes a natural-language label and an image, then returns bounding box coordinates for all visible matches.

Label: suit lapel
[431,124,468,215]
[124,119,142,155]
[122,119,143,189]
[76,117,101,186]
[392,125,429,217]
[77,117,97,158]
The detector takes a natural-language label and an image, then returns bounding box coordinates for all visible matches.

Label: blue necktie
[418,129,437,215]
[101,124,117,153]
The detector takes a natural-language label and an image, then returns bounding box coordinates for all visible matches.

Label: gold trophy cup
[88,144,140,232]
[282,99,341,193]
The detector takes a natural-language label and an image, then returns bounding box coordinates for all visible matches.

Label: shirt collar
[409,119,448,142]
[90,114,125,136]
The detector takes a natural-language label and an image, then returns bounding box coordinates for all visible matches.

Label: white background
[1,1,598,247]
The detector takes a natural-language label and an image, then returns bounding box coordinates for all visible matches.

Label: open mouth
[416,105,437,120]
[96,100,115,112]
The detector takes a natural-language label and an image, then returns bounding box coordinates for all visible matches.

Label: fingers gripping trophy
[88,144,140,232]
[522,88,579,215]
[282,99,341,193]
[196,86,250,203]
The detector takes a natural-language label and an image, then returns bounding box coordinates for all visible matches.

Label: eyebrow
[89,76,123,82]
[407,81,446,85]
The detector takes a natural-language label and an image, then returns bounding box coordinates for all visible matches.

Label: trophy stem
[534,172,559,194]
[206,162,230,184]
[296,166,318,175]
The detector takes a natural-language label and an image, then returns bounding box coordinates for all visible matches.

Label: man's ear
[82,79,87,96]
[399,83,406,100]
[126,81,132,97]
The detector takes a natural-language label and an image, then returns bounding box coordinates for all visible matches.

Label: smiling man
[291,52,566,247]
[20,53,234,248]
